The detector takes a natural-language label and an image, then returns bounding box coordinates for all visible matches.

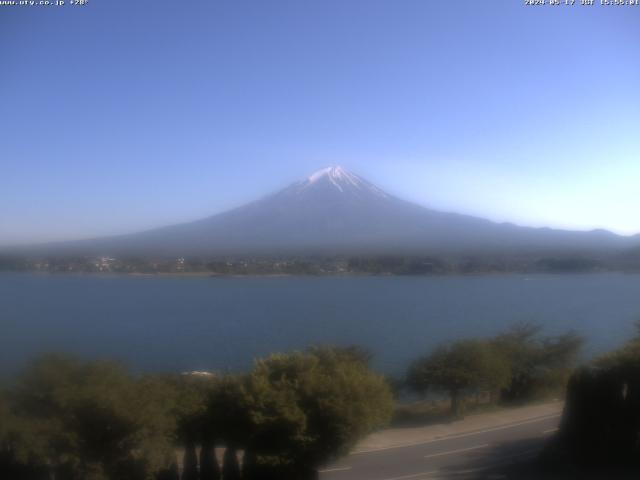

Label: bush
[212,346,394,479]
[0,354,178,480]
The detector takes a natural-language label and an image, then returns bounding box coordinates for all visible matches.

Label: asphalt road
[319,413,560,480]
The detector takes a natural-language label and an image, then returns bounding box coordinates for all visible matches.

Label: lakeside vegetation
[0,322,594,480]
[405,324,583,419]
[482,323,640,479]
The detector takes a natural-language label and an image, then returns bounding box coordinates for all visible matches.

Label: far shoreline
[2,269,640,279]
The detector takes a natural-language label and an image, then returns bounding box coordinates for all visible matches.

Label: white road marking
[381,470,440,480]
[424,443,490,459]
[542,428,558,434]
[353,413,561,454]
[318,466,352,473]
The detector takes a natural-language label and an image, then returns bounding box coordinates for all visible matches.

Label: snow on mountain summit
[307,166,355,184]
[299,166,388,197]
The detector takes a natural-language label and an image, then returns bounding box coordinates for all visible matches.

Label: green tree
[181,442,198,480]
[493,323,583,402]
[222,447,241,480]
[207,374,253,448]
[407,339,511,417]
[199,440,220,480]
[3,354,177,480]
[236,347,394,479]
[161,373,217,480]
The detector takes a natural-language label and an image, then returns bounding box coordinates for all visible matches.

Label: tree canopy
[407,339,511,417]
[218,346,394,478]
[406,324,584,416]
[493,323,584,402]
[1,346,394,480]
[0,354,178,480]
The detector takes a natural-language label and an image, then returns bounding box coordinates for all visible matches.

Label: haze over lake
[2,272,639,377]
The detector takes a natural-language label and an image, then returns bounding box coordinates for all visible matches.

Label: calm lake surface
[1,272,639,377]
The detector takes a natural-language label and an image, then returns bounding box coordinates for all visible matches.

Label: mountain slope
[17,166,640,256]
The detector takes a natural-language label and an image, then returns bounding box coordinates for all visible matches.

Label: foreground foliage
[547,324,640,471]
[0,354,179,480]
[0,347,393,480]
[240,346,394,477]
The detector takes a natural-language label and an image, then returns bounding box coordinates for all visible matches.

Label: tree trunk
[450,389,464,419]
[241,448,257,480]
[222,447,241,480]
[199,440,220,480]
[182,440,199,480]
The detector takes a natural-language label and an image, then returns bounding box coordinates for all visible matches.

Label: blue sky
[1,0,639,245]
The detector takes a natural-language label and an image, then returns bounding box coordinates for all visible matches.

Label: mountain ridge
[6,166,639,257]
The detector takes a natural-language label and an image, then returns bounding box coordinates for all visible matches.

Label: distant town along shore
[1,252,638,276]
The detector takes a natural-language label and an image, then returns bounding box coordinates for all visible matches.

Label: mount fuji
[22,166,639,256]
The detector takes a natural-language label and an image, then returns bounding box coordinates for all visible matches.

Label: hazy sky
[1,0,639,246]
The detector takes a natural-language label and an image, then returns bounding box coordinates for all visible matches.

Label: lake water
[1,272,640,378]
